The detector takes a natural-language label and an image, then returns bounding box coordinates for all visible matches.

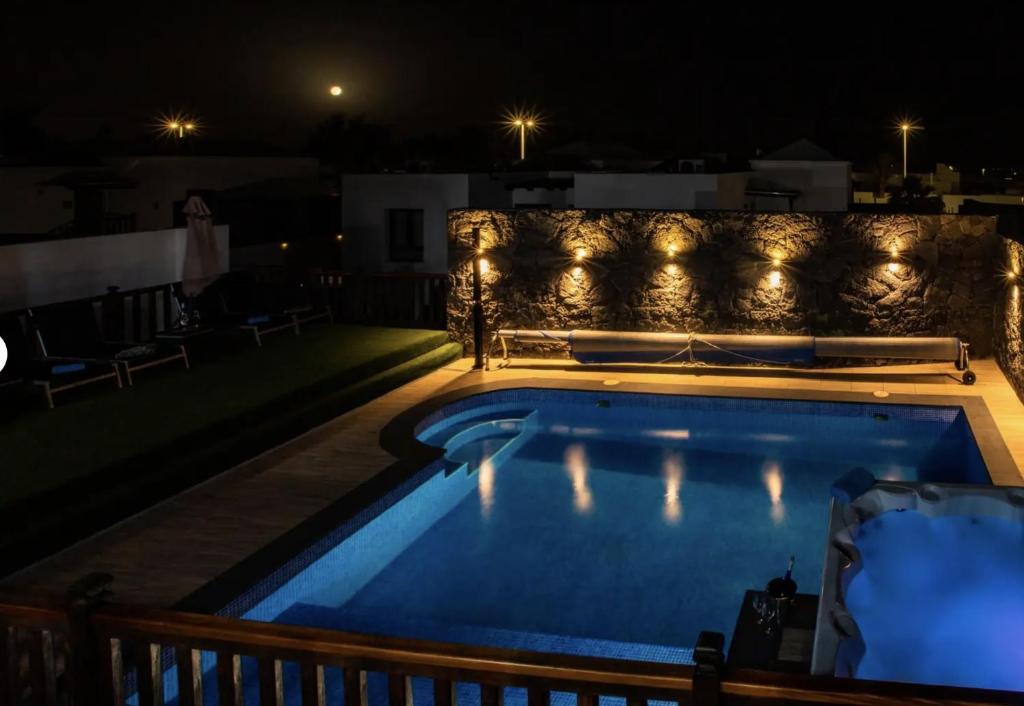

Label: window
[387,209,424,262]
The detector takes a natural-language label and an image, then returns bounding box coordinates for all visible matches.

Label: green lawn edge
[1,340,462,576]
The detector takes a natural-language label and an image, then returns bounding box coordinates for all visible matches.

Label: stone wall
[994,238,1024,401]
[447,209,1005,367]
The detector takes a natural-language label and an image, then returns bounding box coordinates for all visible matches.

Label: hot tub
[812,481,1024,692]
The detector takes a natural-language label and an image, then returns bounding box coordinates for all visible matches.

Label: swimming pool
[221,388,988,671]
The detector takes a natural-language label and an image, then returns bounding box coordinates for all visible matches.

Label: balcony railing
[1,588,1019,706]
[317,271,447,330]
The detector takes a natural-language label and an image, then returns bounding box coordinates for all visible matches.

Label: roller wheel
[962,370,977,385]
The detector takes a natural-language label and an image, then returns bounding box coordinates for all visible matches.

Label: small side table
[726,590,818,673]
[155,326,214,367]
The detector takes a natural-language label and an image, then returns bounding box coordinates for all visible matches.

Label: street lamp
[504,111,540,161]
[896,119,921,178]
[158,113,199,140]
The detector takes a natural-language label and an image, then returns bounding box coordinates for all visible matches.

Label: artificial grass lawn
[1,325,454,512]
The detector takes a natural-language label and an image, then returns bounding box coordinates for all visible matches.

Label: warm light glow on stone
[667,244,678,257]
[665,263,680,275]
[575,248,587,261]
[888,261,900,273]
[479,258,490,274]
[572,266,583,277]
[769,270,782,287]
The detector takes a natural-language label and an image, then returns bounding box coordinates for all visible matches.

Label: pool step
[443,411,540,477]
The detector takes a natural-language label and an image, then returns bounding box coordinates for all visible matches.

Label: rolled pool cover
[496,329,963,366]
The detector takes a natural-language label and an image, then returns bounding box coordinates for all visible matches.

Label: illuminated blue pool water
[201,389,989,704]
[845,510,1024,691]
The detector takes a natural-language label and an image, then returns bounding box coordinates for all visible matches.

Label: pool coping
[176,377,1019,617]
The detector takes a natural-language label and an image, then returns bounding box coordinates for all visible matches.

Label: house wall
[0,226,229,311]
[341,173,471,274]
[573,173,745,210]
[0,158,319,237]
[512,187,574,208]
[0,167,77,234]
[105,156,319,231]
[447,210,1002,366]
[749,160,851,212]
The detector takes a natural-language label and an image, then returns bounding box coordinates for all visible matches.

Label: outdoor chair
[1,312,122,409]
[196,271,331,346]
[28,300,189,388]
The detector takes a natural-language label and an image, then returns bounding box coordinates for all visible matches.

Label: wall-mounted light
[575,247,588,261]
[886,245,901,273]
[279,242,289,250]
[480,258,491,274]
[769,270,782,287]
[667,244,678,257]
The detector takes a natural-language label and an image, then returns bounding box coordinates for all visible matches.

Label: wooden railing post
[66,573,114,706]
[693,631,724,706]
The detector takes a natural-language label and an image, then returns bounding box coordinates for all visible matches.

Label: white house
[748,139,851,212]
[341,173,513,273]
[573,172,749,210]
[0,156,321,236]
[342,153,853,274]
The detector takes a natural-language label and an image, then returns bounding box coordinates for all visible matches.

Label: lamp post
[512,119,536,160]
[505,112,539,161]
[472,227,484,370]
[897,120,920,178]
[159,114,199,141]
[900,123,910,178]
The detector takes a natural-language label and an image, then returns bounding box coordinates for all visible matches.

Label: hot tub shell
[811,481,1024,678]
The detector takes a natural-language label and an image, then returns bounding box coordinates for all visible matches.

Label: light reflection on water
[762,460,785,525]
[662,450,685,524]
[564,442,594,514]
[478,456,495,518]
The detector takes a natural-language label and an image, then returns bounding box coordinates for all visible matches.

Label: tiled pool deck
[4,357,1023,606]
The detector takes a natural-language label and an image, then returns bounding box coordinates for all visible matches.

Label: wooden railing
[1,590,1020,706]
[93,284,179,343]
[317,272,447,330]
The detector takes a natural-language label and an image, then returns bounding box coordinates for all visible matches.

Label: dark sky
[5,1,1024,168]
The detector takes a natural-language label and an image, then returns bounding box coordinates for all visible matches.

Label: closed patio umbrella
[182,195,221,297]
